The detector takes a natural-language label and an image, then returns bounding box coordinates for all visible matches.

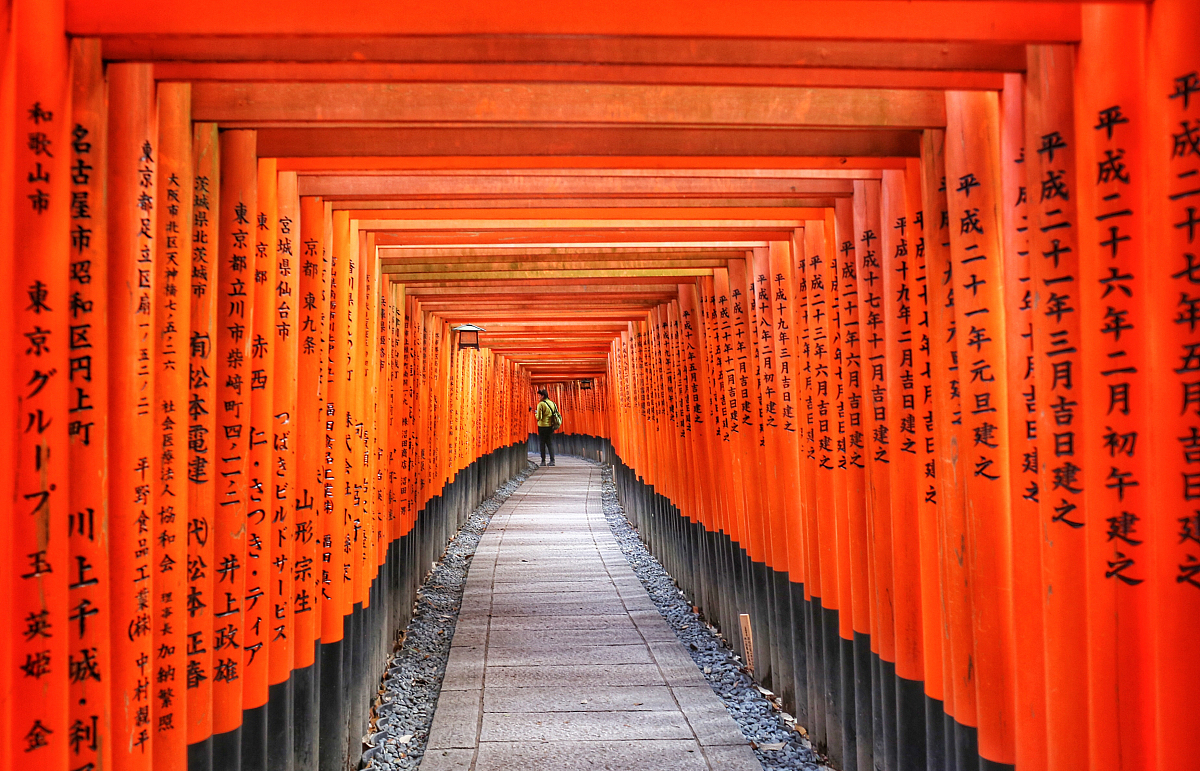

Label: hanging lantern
[580,378,593,390]
[454,323,485,350]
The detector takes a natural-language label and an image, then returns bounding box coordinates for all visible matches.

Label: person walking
[535,388,560,466]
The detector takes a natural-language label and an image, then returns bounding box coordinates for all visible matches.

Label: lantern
[454,323,485,350]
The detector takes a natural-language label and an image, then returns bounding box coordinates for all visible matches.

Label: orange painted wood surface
[213,128,255,735]
[68,35,113,771]
[1025,45,1089,771]
[1,10,1197,771]
[187,121,219,746]
[153,80,193,770]
[944,89,1016,765]
[107,62,157,771]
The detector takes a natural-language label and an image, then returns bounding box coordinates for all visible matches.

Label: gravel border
[362,461,538,771]
[596,461,831,771]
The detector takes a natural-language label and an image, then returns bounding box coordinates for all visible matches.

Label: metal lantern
[580,378,593,390]
[454,323,485,350]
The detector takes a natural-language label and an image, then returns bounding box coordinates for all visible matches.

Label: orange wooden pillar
[294,195,327,767]
[827,212,863,768]
[269,169,300,762]
[831,202,872,771]
[801,221,844,766]
[998,71,1048,771]
[213,128,256,762]
[757,242,803,711]
[1076,9,1152,771]
[944,89,1017,769]
[11,0,70,765]
[793,230,826,748]
[710,267,753,664]
[68,35,113,771]
[906,154,948,770]
[883,166,928,771]
[0,8,12,767]
[187,121,219,757]
[242,158,278,737]
[852,179,894,769]
[153,80,194,770]
[1025,46,1089,771]
[107,61,157,771]
[694,282,727,551]
[752,247,792,685]
[770,236,813,726]
[728,257,775,684]
[680,282,718,549]
[348,229,367,619]
[321,211,351,752]
[920,126,971,762]
[1146,0,1200,768]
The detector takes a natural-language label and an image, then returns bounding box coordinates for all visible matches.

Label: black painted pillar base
[213,725,241,771]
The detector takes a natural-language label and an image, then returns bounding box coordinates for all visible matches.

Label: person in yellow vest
[535,388,560,466]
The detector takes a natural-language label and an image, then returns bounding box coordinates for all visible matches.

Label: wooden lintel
[193,82,946,127]
[385,268,713,280]
[297,174,854,198]
[257,127,923,158]
[371,229,788,246]
[283,156,903,172]
[353,208,821,224]
[73,3,1081,43]
[381,259,728,273]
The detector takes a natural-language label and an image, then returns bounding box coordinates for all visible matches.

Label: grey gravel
[595,462,831,771]
[362,461,538,771]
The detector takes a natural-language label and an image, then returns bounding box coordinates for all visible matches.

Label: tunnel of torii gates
[1,1,1199,771]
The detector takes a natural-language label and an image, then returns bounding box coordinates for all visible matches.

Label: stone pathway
[419,457,762,771]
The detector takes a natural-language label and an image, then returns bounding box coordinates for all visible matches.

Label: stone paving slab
[484,643,653,667]
[485,614,637,633]
[479,710,694,742]
[484,628,647,649]
[427,689,483,749]
[473,739,711,771]
[482,684,678,713]
[483,663,667,688]
[421,458,760,771]
[490,580,613,594]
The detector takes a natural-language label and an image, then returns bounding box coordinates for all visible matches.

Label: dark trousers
[537,426,556,463]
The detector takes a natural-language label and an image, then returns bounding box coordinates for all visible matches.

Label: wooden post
[213,128,256,764]
[1077,8,1151,771]
[107,61,157,771]
[1025,45,1089,771]
[884,166,928,771]
[322,207,350,650]
[999,70,1048,771]
[188,121,220,760]
[269,168,300,766]
[1146,0,1200,768]
[242,157,278,737]
[153,80,194,771]
[68,35,113,771]
[906,153,946,770]
[293,195,326,771]
[852,179,893,769]
[944,89,1017,768]
[11,0,70,766]
[802,221,844,767]
[0,7,12,766]
[920,126,971,759]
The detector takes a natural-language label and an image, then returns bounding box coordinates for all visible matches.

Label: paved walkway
[420,457,761,771]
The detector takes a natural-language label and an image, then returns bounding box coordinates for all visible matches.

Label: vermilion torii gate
[2,2,1197,771]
